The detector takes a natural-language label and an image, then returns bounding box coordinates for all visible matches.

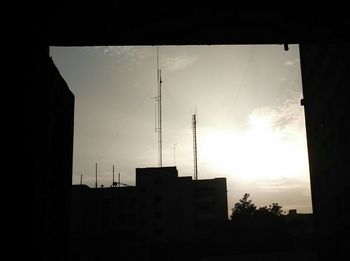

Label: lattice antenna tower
[155,46,163,167]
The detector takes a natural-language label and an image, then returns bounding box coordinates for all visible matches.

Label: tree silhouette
[230,193,256,220]
[267,202,283,216]
[228,193,291,252]
[230,194,285,220]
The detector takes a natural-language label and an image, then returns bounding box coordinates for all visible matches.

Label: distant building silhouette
[71,166,227,260]
[286,209,314,251]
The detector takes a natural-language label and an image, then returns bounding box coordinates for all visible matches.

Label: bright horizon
[50,44,313,214]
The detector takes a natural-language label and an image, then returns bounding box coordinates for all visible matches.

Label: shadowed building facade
[299,44,350,260]
[71,166,228,260]
[30,48,75,261]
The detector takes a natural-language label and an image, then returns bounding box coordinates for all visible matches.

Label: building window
[154,195,163,204]
[155,228,163,236]
[140,219,148,226]
[128,213,137,225]
[140,201,148,208]
[196,201,213,213]
[154,177,163,185]
[103,199,110,210]
[129,197,136,207]
[155,211,163,219]
[118,198,125,210]
[139,235,147,242]
[129,248,135,256]
[118,214,125,225]
[195,187,215,197]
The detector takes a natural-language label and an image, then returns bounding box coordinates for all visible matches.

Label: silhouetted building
[71,185,137,261]
[286,209,314,251]
[30,48,75,261]
[300,44,350,261]
[71,166,227,260]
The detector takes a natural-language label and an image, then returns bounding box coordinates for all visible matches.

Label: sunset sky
[50,44,312,214]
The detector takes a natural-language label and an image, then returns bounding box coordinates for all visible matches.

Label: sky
[50,44,313,214]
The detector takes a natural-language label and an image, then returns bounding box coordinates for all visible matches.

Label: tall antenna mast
[156,46,163,167]
[192,114,198,180]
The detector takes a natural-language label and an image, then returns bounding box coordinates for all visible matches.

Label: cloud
[257,178,306,192]
[284,58,300,66]
[89,46,150,65]
[102,46,136,57]
[284,60,294,66]
[248,96,303,131]
[81,46,139,59]
[83,46,197,71]
[161,54,198,71]
[222,95,309,182]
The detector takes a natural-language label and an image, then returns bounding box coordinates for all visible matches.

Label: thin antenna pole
[80,174,82,185]
[192,114,198,180]
[113,165,115,185]
[95,163,98,188]
[157,46,163,167]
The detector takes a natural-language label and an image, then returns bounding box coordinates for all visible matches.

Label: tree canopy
[230,193,284,221]
[230,193,256,219]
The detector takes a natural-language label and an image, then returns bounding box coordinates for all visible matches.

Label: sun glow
[199,107,308,183]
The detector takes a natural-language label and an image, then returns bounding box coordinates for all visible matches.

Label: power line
[228,45,256,122]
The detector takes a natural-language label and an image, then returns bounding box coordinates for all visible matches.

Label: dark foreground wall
[29,46,75,261]
[300,44,350,261]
